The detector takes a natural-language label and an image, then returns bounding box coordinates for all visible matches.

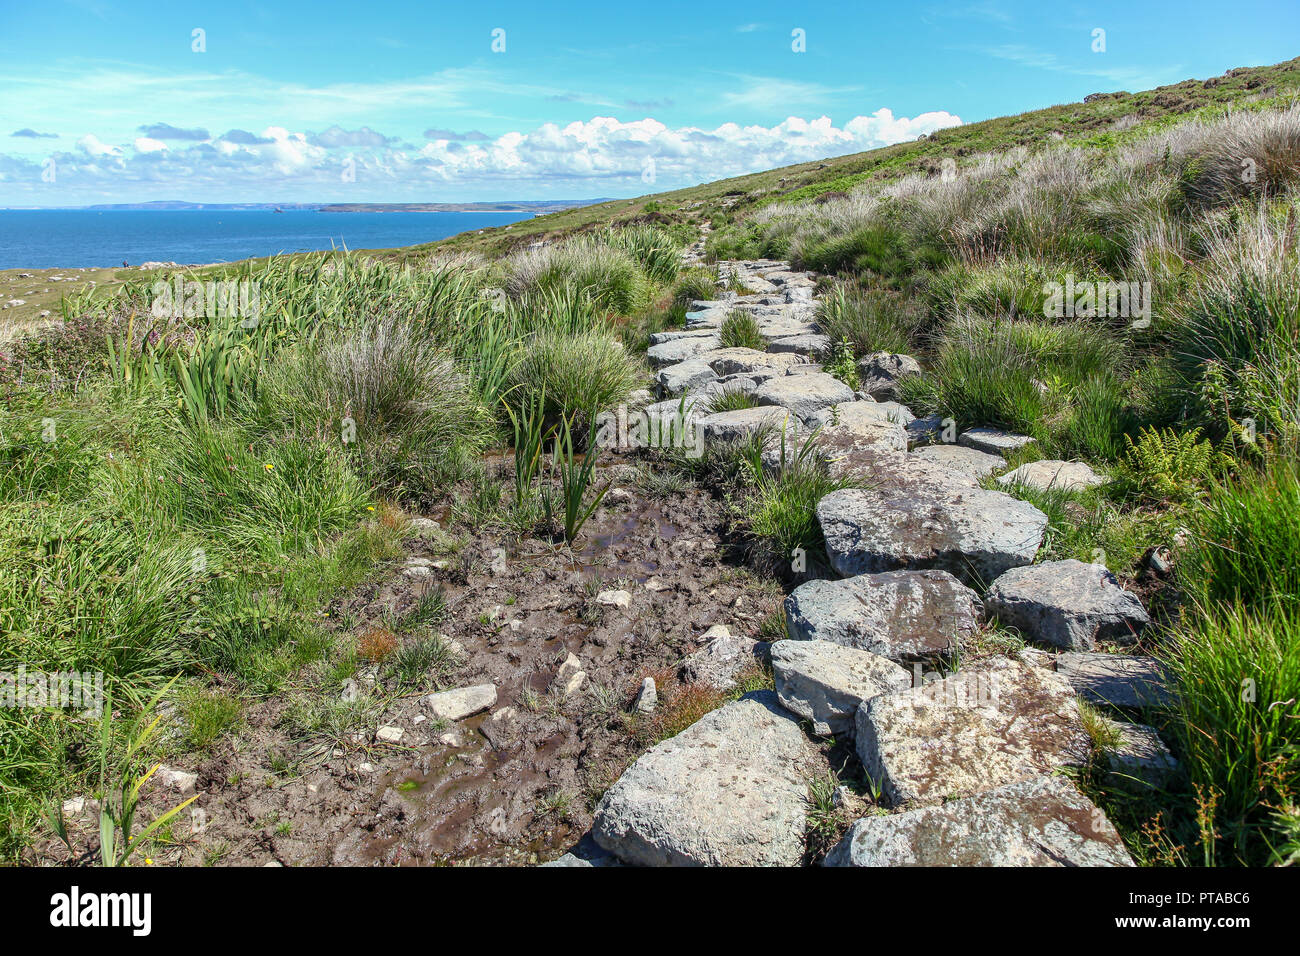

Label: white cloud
[3,110,963,202]
[76,133,121,157]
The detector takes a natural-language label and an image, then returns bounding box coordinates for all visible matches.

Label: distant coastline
[1,199,612,214]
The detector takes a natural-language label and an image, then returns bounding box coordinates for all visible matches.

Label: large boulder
[825,775,1134,867]
[998,459,1106,492]
[985,559,1149,650]
[754,372,856,423]
[784,570,982,662]
[817,484,1048,585]
[855,656,1090,805]
[591,692,819,866]
[771,639,911,736]
[857,352,922,402]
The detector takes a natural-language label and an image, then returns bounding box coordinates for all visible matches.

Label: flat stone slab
[810,400,914,429]
[825,775,1134,867]
[704,348,809,377]
[999,460,1106,492]
[592,691,819,866]
[656,359,718,397]
[647,334,720,367]
[754,372,856,424]
[818,483,1048,584]
[1106,720,1181,791]
[771,639,911,736]
[911,444,1006,478]
[1057,652,1172,709]
[784,570,983,662]
[422,684,498,722]
[855,656,1091,805]
[699,405,794,444]
[958,427,1036,456]
[767,333,832,358]
[985,559,1149,650]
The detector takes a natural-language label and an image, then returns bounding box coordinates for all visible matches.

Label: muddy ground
[45,451,844,867]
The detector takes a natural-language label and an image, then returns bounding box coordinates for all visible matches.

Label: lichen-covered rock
[784,570,982,662]
[592,692,819,866]
[704,347,809,376]
[985,559,1149,650]
[910,444,1006,478]
[767,333,832,359]
[855,656,1090,805]
[680,625,764,689]
[817,483,1047,584]
[998,459,1106,492]
[647,334,721,368]
[825,775,1134,867]
[771,639,910,736]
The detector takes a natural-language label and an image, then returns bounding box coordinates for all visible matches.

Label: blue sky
[1,0,1296,204]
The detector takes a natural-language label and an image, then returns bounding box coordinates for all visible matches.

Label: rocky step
[817,480,1048,585]
[592,691,820,866]
[984,559,1149,650]
[825,775,1134,867]
[784,569,982,662]
[1056,651,1173,709]
[855,655,1091,806]
[771,639,910,737]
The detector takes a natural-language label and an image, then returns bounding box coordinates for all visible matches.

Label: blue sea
[0,209,535,269]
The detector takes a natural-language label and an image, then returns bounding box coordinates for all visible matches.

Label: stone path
[562,255,1172,867]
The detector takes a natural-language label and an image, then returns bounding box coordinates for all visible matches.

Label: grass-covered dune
[2,56,1299,867]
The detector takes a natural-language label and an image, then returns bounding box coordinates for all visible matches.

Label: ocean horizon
[0,208,534,269]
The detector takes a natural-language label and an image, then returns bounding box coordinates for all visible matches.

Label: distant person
[122,260,129,267]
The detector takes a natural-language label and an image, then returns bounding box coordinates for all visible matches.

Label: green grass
[814,285,920,357]
[717,310,765,351]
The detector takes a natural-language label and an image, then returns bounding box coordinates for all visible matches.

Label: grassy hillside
[411,56,1300,259]
[2,56,1299,867]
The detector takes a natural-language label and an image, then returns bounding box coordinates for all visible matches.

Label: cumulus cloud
[76,133,122,157]
[308,125,397,148]
[138,122,210,140]
[3,110,962,202]
[12,128,58,139]
[219,128,274,145]
[424,128,490,142]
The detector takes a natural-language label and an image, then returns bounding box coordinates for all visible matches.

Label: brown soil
[50,455,796,867]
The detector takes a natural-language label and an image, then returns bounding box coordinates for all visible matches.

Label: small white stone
[596,589,632,609]
[376,726,404,743]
